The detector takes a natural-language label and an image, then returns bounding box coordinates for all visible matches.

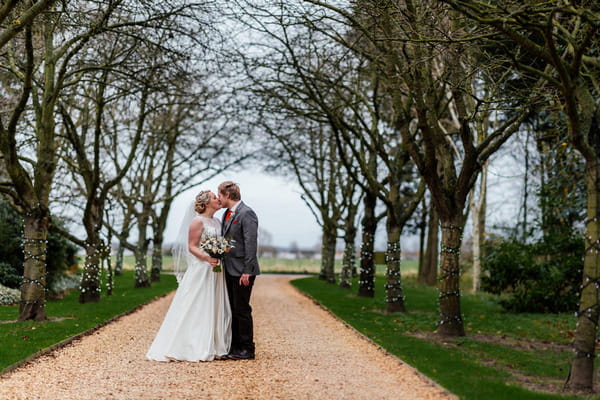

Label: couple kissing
[146,181,260,362]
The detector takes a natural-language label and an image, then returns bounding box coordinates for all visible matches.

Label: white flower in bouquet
[199,236,234,272]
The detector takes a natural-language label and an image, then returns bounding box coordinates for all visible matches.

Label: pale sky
[165,168,323,249]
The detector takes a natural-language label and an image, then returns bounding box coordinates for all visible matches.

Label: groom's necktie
[225,209,232,222]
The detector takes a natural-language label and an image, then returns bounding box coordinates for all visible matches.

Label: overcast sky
[164,168,323,249]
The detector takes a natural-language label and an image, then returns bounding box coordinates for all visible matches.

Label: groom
[218,181,260,360]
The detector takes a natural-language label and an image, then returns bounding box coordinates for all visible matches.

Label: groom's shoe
[228,349,255,360]
[224,346,239,360]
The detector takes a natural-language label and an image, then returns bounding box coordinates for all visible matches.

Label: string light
[584,234,600,254]
[438,313,464,325]
[20,277,46,289]
[79,241,105,295]
[20,237,49,302]
[358,232,376,293]
[384,241,405,305]
[23,238,48,244]
[572,289,597,361]
[437,224,465,327]
[339,242,356,288]
[318,240,337,282]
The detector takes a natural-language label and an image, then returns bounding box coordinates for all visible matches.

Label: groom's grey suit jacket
[221,201,261,276]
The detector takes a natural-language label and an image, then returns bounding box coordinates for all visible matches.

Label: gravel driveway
[1,275,456,400]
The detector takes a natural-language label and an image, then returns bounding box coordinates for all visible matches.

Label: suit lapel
[223,202,243,235]
[221,211,228,234]
[223,215,233,235]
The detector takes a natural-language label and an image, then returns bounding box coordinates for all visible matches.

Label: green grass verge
[291,275,594,400]
[0,270,177,372]
[256,258,417,274]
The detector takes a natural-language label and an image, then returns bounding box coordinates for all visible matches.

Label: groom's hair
[219,181,241,201]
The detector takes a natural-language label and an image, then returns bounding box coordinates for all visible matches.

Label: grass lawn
[291,275,596,400]
[0,270,177,372]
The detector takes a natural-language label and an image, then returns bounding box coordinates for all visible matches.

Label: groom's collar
[230,201,241,213]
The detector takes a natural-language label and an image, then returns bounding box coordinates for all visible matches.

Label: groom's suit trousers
[225,271,256,353]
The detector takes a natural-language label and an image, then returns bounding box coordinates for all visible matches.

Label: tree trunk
[80,201,103,303]
[437,217,466,336]
[522,128,531,241]
[479,165,487,243]
[114,242,125,275]
[358,192,377,297]
[471,198,481,292]
[319,223,337,284]
[385,212,406,313]
[134,208,151,288]
[151,239,162,282]
[470,162,487,292]
[539,140,550,238]
[417,197,427,282]
[104,238,113,296]
[79,238,102,303]
[419,202,438,286]
[134,246,151,288]
[339,224,356,289]
[566,136,600,391]
[19,212,49,321]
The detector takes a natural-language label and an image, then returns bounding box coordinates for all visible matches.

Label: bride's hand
[208,257,218,267]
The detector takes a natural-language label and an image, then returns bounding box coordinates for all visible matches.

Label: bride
[146,190,231,362]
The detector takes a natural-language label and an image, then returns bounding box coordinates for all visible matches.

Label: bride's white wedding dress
[146,216,231,362]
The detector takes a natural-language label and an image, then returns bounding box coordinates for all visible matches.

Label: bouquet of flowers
[200,236,234,272]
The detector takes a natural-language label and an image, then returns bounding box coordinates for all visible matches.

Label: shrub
[0,262,21,289]
[0,283,20,305]
[0,201,24,288]
[45,227,79,295]
[48,273,81,299]
[481,233,583,313]
[0,199,79,294]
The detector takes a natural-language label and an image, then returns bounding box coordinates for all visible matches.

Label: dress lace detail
[146,215,231,362]
[199,216,221,241]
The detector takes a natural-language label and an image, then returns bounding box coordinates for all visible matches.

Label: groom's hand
[239,274,250,286]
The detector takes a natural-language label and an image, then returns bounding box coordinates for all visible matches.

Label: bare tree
[303,0,533,335]
[443,0,600,390]
[146,89,247,282]
[357,191,380,296]
[263,118,358,284]
[227,2,365,284]
[60,68,155,295]
[0,0,132,319]
[1,0,224,307]
[323,68,426,311]
[105,85,244,287]
[230,2,426,309]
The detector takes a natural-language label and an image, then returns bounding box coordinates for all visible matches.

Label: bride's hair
[194,191,212,214]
